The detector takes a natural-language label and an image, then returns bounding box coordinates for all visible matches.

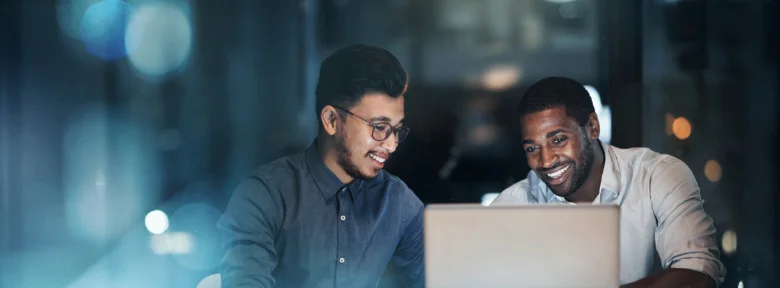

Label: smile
[546,165,570,179]
[369,153,386,163]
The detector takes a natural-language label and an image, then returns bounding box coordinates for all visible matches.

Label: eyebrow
[370,116,405,127]
[369,116,392,123]
[522,129,567,145]
[546,129,565,138]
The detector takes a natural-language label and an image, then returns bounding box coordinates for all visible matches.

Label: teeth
[547,165,570,178]
[369,153,386,163]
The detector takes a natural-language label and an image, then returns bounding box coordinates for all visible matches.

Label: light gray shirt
[491,141,726,285]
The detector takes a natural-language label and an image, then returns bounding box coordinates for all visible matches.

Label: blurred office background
[0,0,777,287]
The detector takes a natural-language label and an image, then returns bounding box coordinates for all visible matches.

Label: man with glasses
[218,45,423,288]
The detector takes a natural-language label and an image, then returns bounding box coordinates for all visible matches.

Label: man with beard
[218,45,423,288]
[492,77,725,287]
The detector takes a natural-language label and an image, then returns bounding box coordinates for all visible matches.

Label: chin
[359,169,381,179]
[548,184,575,198]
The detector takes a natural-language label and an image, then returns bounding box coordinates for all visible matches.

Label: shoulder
[609,145,697,194]
[379,170,424,209]
[490,171,546,205]
[232,151,307,201]
[250,152,306,183]
[491,180,531,204]
[609,145,684,173]
[222,153,308,226]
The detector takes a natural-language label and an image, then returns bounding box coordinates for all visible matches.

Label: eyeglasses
[332,106,410,143]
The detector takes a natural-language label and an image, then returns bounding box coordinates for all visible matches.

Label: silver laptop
[424,204,620,288]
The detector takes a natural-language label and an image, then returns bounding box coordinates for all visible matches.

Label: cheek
[345,125,373,154]
[525,152,541,170]
[524,154,535,169]
[563,149,578,161]
[561,141,582,160]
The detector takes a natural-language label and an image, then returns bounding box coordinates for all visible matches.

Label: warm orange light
[704,160,722,182]
[481,65,521,91]
[672,117,691,140]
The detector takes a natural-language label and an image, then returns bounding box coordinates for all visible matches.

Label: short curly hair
[315,44,408,115]
[517,76,595,126]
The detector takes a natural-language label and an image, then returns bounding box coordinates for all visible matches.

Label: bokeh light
[196,273,221,288]
[704,160,722,182]
[169,202,223,271]
[150,232,192,254]
[722,229,737,255]
[672,116,691,140]
[145,210,169,235]
[79,0,136,61]
[481,65,521,91]
[583,85,603,115]
[583,85,612,144]
[481,193,499,206]
[126,3,193,77]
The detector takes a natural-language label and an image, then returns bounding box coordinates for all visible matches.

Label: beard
[334,128,374,180]
[548,133,596,197]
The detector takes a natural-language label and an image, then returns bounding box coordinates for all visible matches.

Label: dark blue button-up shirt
[218,141,425,288]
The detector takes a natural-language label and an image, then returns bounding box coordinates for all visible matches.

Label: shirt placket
[336,187,351,287]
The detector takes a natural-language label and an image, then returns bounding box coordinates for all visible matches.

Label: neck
[565,141,605,203]
[316,137,354,184]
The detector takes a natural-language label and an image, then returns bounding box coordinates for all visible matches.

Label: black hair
[315,44,408,116]
[517,76,595,126]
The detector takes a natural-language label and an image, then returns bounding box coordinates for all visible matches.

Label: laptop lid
[424,204,620,288]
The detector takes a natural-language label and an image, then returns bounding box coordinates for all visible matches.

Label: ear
[320,105,340,136]
[585,113,600,140]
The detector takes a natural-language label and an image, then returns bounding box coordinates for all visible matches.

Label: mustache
[536,161,573,172]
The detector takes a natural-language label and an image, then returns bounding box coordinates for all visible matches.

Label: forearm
[647,159,726,287]
[621,268,715,288]
[221,267,275,288]
[397,255,425,288]
[393,204,425,288]
[219,234,279,287]
[218,176,281,288]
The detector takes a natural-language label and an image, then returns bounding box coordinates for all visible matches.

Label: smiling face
[329,92,405,180]
[521,107,597,197]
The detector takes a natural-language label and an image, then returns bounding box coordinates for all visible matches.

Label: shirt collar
[545,140,621,204]
[599,140,621,199]
[304,140,363,201]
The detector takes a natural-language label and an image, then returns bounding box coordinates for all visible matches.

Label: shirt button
[340,215,346,221]
[339,257,345,263]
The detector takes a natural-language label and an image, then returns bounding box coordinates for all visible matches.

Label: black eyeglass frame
[332,105,410,143]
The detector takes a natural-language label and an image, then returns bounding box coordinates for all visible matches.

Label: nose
[538,147,558,169]
[380,133,398,153]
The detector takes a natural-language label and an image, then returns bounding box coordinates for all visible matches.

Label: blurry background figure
[0,0,778,287]
[439,92,512,203]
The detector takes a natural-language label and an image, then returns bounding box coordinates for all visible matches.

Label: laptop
[424,204,620,288]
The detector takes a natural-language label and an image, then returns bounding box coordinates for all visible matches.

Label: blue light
[79,0,136,61]
[126,3,193,78]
